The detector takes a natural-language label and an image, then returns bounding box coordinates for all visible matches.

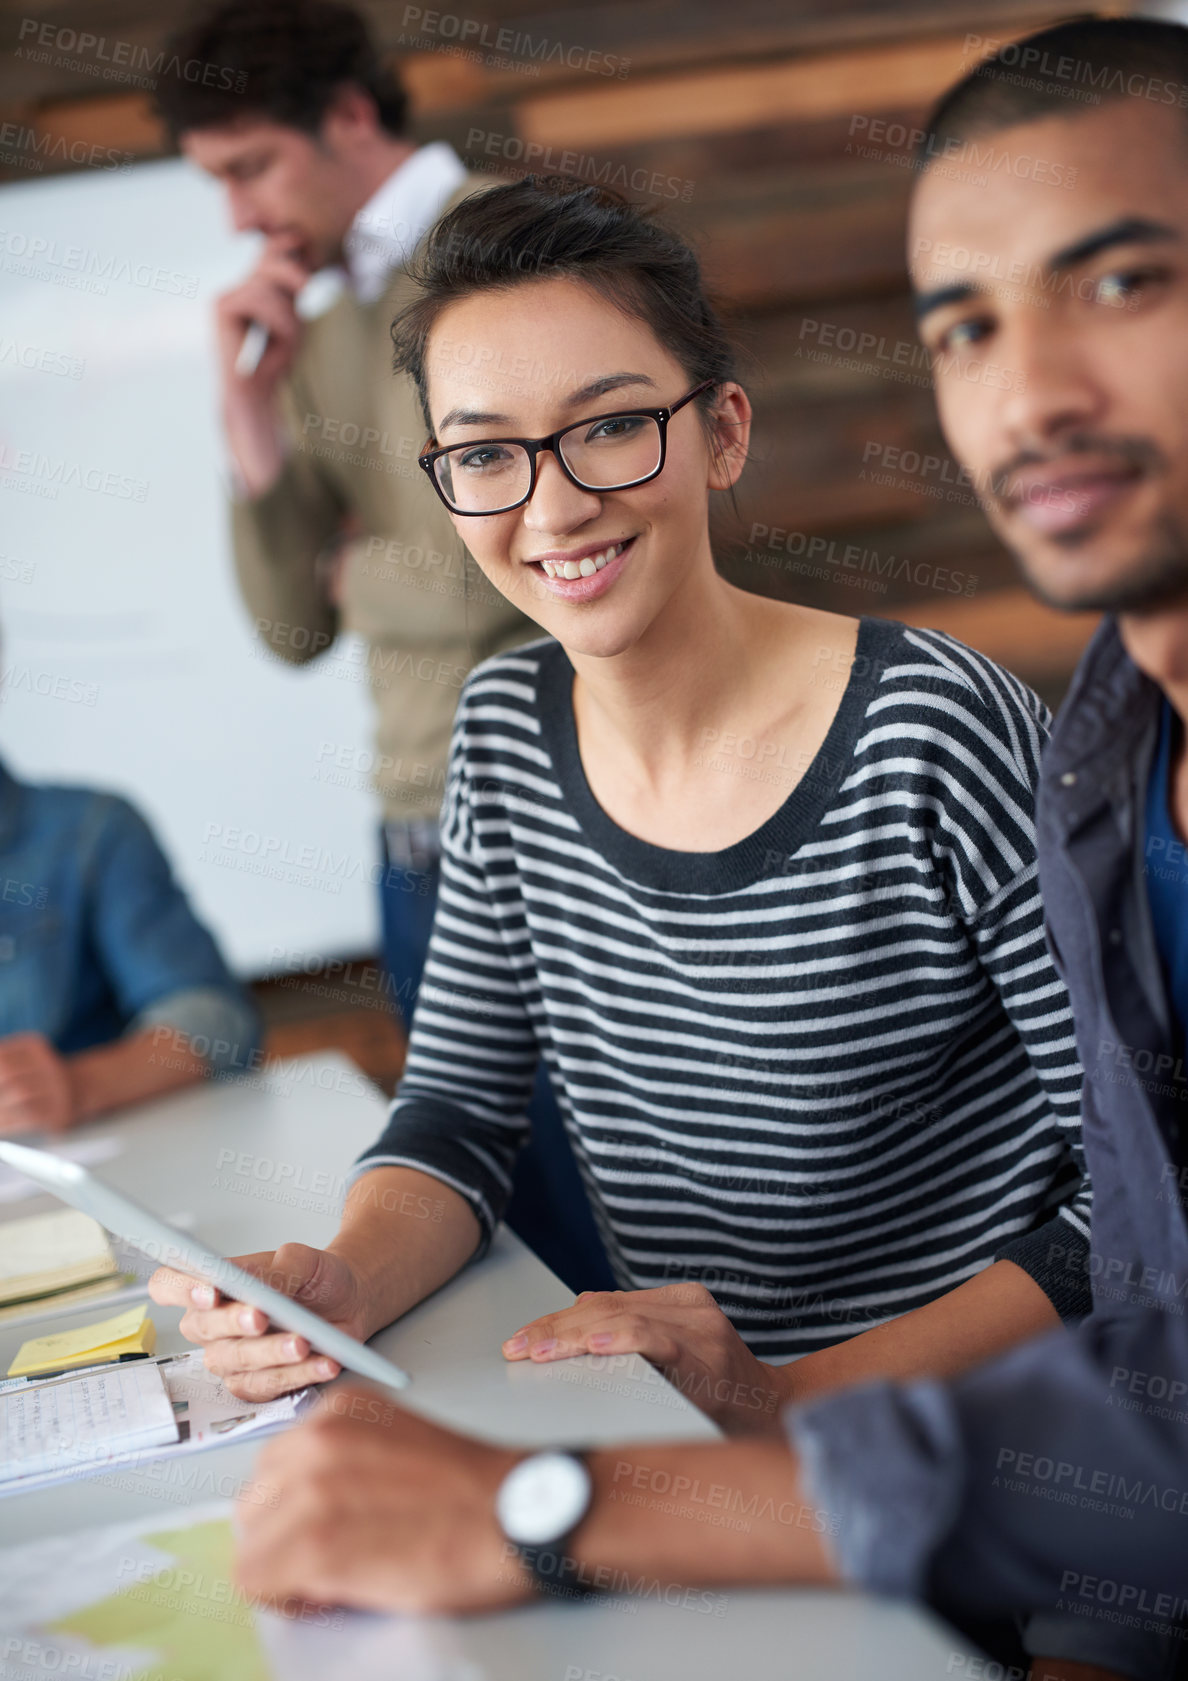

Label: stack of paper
[0,1362,179,1481]
[0,1210,118,1308]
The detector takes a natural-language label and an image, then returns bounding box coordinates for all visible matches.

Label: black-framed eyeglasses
[417,379,717,516]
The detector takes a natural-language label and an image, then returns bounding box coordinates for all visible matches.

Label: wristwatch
[495,1449,597,1599]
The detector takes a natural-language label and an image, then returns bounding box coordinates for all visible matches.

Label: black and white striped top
[355,617,1091,1357]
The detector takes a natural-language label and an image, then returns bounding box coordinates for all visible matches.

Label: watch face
[496,1451,592,1547]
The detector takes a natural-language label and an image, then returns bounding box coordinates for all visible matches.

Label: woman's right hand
[148,1242,369,1401]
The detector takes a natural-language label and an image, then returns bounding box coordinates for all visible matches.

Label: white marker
[234,320,270,378]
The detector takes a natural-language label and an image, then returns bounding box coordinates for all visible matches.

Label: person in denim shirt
[0,758,262,1133]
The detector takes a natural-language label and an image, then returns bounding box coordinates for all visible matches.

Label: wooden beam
[397,54,491,115]
[389,0,1085,109]
[516,34,993,150]
[16,93,163,158]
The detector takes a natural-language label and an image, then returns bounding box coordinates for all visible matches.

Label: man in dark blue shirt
[0,759,261,1132]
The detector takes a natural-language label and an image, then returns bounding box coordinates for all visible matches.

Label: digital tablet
[0,1140,410,1391]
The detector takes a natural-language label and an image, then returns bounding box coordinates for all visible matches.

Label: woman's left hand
[502,1283,789,1435]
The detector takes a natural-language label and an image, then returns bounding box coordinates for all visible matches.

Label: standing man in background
[154,0,612,1291]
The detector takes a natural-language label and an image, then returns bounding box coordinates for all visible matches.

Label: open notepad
[0,1351,312,1496]
[0,1361,178,1481]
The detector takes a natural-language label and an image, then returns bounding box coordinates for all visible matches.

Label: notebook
[0,1272,139,1327]
[0,1210,118,1307]
[0,1361,179,1481]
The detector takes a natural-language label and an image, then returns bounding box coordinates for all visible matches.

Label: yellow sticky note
[7,1305,156,1377]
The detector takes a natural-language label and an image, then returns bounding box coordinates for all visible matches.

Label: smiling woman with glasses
[161,176,1092,1443]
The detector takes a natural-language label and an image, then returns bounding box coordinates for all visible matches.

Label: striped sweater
[355,617,1092,1357]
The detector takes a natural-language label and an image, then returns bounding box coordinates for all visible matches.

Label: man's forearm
[328,1166,483,1339]
[779,1259,1061,1407]
[565,1439,838,1591]
[68,1029,209,1123]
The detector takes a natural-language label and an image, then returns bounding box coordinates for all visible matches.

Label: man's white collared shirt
[343,141,468,303]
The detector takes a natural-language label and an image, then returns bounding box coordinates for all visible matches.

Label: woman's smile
[522,535,635,599]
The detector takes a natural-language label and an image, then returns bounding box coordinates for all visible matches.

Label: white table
[0,1054,981,1678]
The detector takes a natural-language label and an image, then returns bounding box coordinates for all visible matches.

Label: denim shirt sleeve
[787,1306,1188,1622]
[1022,1605,1180,1681]
[85,796,262,1073]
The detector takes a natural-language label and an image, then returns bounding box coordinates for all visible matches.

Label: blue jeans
[378,836,616,1294]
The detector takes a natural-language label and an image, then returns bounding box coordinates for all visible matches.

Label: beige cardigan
[230,180,536,824]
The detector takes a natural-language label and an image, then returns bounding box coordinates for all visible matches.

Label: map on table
[0,1507,269,1680]
[0,1504,484,1680]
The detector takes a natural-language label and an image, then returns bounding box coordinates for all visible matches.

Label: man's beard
[1009,511,1188,615]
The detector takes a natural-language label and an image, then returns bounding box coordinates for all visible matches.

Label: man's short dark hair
[918,14,1188,163]
[154,0,410,142]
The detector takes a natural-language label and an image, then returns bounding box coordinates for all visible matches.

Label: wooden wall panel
[514,37,985,147]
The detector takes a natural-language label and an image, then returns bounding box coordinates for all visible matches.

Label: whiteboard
[0,156,379,977]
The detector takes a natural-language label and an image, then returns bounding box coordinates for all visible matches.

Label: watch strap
[516,1537,601,1600]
